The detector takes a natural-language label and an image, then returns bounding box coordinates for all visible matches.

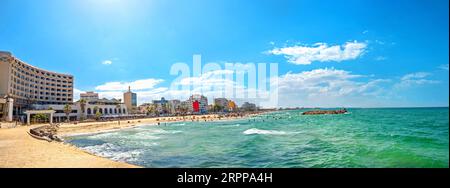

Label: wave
[220,124,241,128]
[131,132,161,140]
[88,132,121,139]
[148,129,182,134]
[243,128,291,135]
[80,143,142,162]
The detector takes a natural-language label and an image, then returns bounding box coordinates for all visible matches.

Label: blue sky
[0,0,448,107]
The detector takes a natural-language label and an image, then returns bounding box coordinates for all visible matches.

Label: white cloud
[374,40,385,45]
[274,68,390,106]
[375,56,387,61]
[394,72,440,88]
[363,30,369,34]
[268,41,367,65]
[176,70,235,87]
[73,88,84,102]
[102,60,113,65]
[79,66,445,108]
[439,64,449,71]
[95,78,164,91]
[88,68,390,107]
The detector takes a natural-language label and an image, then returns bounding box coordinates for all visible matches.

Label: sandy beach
[0,124,138,168]
[0,113,262,168]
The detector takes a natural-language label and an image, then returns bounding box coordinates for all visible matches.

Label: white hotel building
[0,51,128,123]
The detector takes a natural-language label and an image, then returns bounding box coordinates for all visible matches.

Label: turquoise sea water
[66,108,449,168]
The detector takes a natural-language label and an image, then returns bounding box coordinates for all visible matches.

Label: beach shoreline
[0,124,139,168]
[0,111,269,168]
[57,112,264,137]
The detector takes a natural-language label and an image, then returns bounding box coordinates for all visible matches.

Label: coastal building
[80,91,99,101]
[0,97,13,121]
[214,98,228,111]
[139,98,182,115]
[0,51,74,121]
[188,94,208,114]
[228,100,237,112]
[123,86,137,112]
[179,100,191,114]
[138,103,155,115]
[168,99,181,114]
[78,98,128,119]
[241,102,257,111]
[207,104,214,112]
[152,97,169,114]
[32,97,128,122]
[214,98,228,107]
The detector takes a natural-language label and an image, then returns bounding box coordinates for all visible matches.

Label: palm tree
[93,106,101,120]
[180,106,188,115]
[34,113,48,124]
[93,106,99,114]
[145,105,154,116]
[212,104,224,113]
[79,99,87,120]
[63,104,72,123]
[115,104,121,114]
[95,111,102,120]
[162,103,170,114]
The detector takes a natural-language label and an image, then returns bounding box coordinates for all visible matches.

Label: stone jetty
[302,109,348,115]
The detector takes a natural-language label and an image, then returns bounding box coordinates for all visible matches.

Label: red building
[192,101,200,112]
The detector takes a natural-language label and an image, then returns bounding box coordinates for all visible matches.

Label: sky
[0,0,448,107]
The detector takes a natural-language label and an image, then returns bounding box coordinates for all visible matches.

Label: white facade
[32,102,128,122]
[168,100,181,114]
[80,91,99,101]
[188,94,208,113]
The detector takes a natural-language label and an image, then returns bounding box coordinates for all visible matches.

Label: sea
[66,108,449,168]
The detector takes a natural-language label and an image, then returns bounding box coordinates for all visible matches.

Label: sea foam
[243,128,289,135]
[81,143,142,162]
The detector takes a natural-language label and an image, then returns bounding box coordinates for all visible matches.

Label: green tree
[162,103,170,114]
[34,113,48,123]
[63,104,72,122]
[146,105,155,116]
[115,104,121,114]
[95,111,102,120]
[79,99,87,120]
[213,104,224,112]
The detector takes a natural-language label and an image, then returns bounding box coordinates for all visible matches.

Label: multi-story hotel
[0,51,74,121]
[214,98,229,112]
[188,94,208,114]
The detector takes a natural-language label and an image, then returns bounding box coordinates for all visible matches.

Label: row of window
[86,108,127,115]
[10,92,71,101]
[12,80,72,91]
[12,71,72,86]
[55,110,78,114]
[10,85,72,95]
[34,101,70,105]
[14,60,73,80]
